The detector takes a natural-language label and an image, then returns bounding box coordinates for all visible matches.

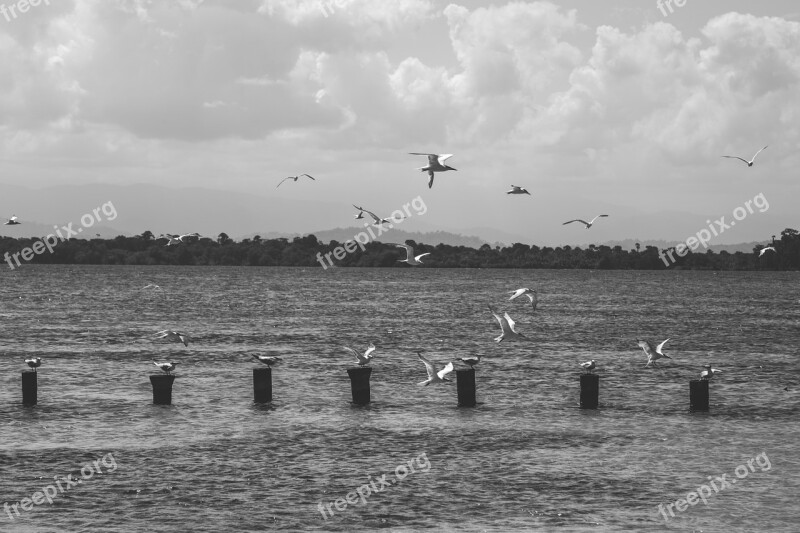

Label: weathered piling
[22,371,37,405]
[150,375,176,405]
[456,368,476,407]
[347,367,372,405]
[579,373,599,409]
[253,367,273,403]
[689,379,709,412]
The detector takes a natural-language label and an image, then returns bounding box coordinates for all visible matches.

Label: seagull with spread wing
[358,206,399,226]
[509,288,537,310]
[722,145,768,167]
[156,330,190,347]
[409,153,456,188]
[759,246,776,257]
[394,243,430,266]
[417,352,454,385]
[637,339,671,367]
[563,215,608,229]
[276,174,315,188]
[344,343,376,366]
[506,185,531,195]
[153,360,178,375]
[488,305,526,343]
[700,364,722,380]
[4,215,20,225]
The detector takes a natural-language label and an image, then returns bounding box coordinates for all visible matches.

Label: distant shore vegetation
[2,229,799,270]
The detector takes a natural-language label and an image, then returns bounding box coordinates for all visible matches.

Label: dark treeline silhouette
[1,229,799,270]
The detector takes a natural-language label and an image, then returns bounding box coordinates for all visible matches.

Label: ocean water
[1,265,799,532]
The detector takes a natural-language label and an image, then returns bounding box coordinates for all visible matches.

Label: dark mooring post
[580,374,599,409]
[150,375,176,405]
[347,367,372,405]
[456,368,476,407]
[22,371,38,406]
[253,367,273,403]
[689,380,709,412]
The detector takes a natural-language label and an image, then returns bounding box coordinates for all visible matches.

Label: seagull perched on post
[579,359,596,374]
[417,352,454,385]
[251,354,282,368]
[700,364,722,380]
[394,243,430,266]
[276,174,315,188]
[343,343,376,366]
[4,215,20,225]
[458,354,482,368]
[24,356,42,372]
[156,330,190,347]
[509,288,537,310]
[758,246,776,257]
[488,305,526,343]
[409,153,456,188]
[722,145,767,167]
[153,360,178,375]
[637,339,671,367]
[563,215,608,229]
[506,185,531,195]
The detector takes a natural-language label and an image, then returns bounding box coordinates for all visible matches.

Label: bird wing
[352,204,365,211]
[418,352,436,379]
[562,220,588,226]
[437,361,454,380]
[409,153,438,165]
[342,346,359,358]
[414,253,430,262]
[488,305,504,327]
[637,340,654,355]
[509,288,527,300]
[364,343,376,358]
[590,215,609,224]
[503,312,517,334]
[656,338,670,354]
[276,177,293,188]
[721,156,750,164]
[751,145,768,161]
[362,208,383,225]
[301,174,315,180]
[178,334,189,347]
[394,243,413,260]
[437,154,453,165]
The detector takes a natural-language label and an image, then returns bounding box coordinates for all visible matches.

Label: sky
[1,0,799,245]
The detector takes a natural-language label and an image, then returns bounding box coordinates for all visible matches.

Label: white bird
[153,360,178,375]
[178,232,201,242]
[394,244,430,266]
[276,174,315,188]
[579,359,596,374]
[506,185,531,195]
[637,339,671,367]
[509,288,537,310]
[156,330,190,347]
[488,305,526,343]
[700,364,722,380]
[358,206,399,226]
[24,356,42,372]
[251,354,282,368]
[5,215,20,225]
[159,234,181,246]
[343,343,376,366]
[458,354,481,368]
[417,352,454,385]
[409,153,456,188]
[759,246,776,257]
[563,215,609,229]
[722,145,767,167]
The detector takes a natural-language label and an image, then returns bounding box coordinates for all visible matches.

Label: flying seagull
[343,343,376,366]
[700,364,722,380]
[4,215,20,225]
[488,305,526,343]
[24,356,42,372]
[409,153,456,188]
[358,206,398,226]
[153,360,178,375]
[394,243,430,266]
[579,359,596,374]
[637,339,671,367]
[276,174,315,188]
[506,185,531,195]
[509,288,537,310]
[759,246,776,257]
[251,354,282,368]
[156,330,190,347]
[722,145,768,167]
[458,354,481,368]
[563,215,609,229]
[417,352,454,385]
[178,232,201,242]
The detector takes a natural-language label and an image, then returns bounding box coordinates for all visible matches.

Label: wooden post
[150,375,175,405]
[690,380,709,412]
[22,371,37,406]
[580,374,599,409]
[253,367,273,403]
[456,368,476,407]
[347,367,372,405]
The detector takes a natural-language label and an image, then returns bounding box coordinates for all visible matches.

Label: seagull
[24,356,42,372]
[159,234,181,246]
[509,288,537,310]
[722,145,768,167]
[637,339,671,367]
[759,246,776,257]
[141,284,162,290]
[417,352,454,385]
[343,343,376,366]
[4,215,20,225]
[276,174,315,188]
[563,215,609,229]
[409,153,456,188]
[156,330,190,347]
[488,305,526,343]
[506,185,531,195]
[178,232,201,242]
[251,354,282,368]
[153,360,178,375]
[700,364,722,380]
[579,359,596,374]
[358,207,398,226]
[458,354,481,368]
[394,244,430,266]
